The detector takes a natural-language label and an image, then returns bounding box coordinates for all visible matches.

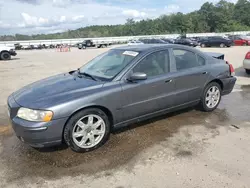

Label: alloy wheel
[205,86,220,109]
[72,114,106,149]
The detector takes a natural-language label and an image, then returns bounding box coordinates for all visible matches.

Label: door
[171,48,209,106]
[210,37,219,46]
[183,39,190,46]
[234,36,241,45]
[120,50,175,122]
[180,39,186,45]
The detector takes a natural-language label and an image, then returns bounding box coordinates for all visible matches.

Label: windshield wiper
[77,69,97,81]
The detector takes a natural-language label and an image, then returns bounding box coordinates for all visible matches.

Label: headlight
[17,108,53,122]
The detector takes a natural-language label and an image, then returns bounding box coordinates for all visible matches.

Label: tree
[234,0,250,26]
[1,0,250,41]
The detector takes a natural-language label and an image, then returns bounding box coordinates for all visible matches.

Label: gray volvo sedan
[7,44,236,152]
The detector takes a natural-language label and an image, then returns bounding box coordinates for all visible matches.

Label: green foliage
[1,0,250,41]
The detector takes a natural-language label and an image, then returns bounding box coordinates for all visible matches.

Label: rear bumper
[221,77,237,95]
[243,59,250,70]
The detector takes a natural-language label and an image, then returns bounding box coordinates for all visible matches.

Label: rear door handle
[202,71,208,75]
[165,79,173,83]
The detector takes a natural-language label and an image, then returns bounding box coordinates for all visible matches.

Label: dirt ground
[0,46,250,188]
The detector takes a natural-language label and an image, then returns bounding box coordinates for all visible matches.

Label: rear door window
[173,49,204,71]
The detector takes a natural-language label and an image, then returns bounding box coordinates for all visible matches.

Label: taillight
[226,61,235,76]
[245,52,250,59]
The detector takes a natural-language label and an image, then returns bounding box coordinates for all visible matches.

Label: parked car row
[13,41,113,51]
[128,34,250,48]
[14,43,69,50]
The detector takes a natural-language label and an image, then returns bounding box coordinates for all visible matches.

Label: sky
[0,0,236,35]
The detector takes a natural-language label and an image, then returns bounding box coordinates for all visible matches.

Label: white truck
[0,46,17,60]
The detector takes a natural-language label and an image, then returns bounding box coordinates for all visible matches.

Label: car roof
[114,44,189,52]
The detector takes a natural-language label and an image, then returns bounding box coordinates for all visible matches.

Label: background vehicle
[174,38,198,47]
[195,37,208,44]
[228,35,250,46]
[8,44,236,152]
[161,38,175,44]
[0,46,17,60]
[200,36,233,48]
[243,51,250,74]
[128,40,144,45]
[78,40,110,49]
[14,43,23,50]
[139,39,168,44]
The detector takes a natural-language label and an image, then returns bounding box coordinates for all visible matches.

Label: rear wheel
[246,69,250,74]
[64,108,111,153]
[200,82,222,112]
[0,51,11,60]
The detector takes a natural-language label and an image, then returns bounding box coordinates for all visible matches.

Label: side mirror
[127,72,147,82]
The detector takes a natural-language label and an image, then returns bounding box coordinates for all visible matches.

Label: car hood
[0,46,14,51]
[13,72,104,108]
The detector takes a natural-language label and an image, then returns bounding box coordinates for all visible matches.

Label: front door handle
[165,79,173,83]
[202,71,208,75]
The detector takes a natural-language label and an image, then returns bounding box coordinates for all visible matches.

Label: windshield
[79,49,139,81]
[241,36,250,40]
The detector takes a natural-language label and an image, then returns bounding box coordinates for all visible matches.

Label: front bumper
[9,50,17,56]
[243,59,250,70]
[7,95,68,148]
[221,76,237,95]
[11,117,67,148]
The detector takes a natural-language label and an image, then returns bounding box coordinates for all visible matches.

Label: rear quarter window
[197,55,206,66]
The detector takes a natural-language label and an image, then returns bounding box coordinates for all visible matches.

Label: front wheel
[64,108,111,153]
[246,69,250,74]
[0,51,11,60]
[200,43,206,48]
[220,43,225,48]
[200,82,222,112]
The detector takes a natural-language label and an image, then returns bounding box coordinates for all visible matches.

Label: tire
[64,108,111,153]
[199,82,222,112]
[243,43,247,46]
[246,69,250,74]
[78,44,82,49]
[220,43,225,48]
[0,51,11,60]
[201,43,206,48]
